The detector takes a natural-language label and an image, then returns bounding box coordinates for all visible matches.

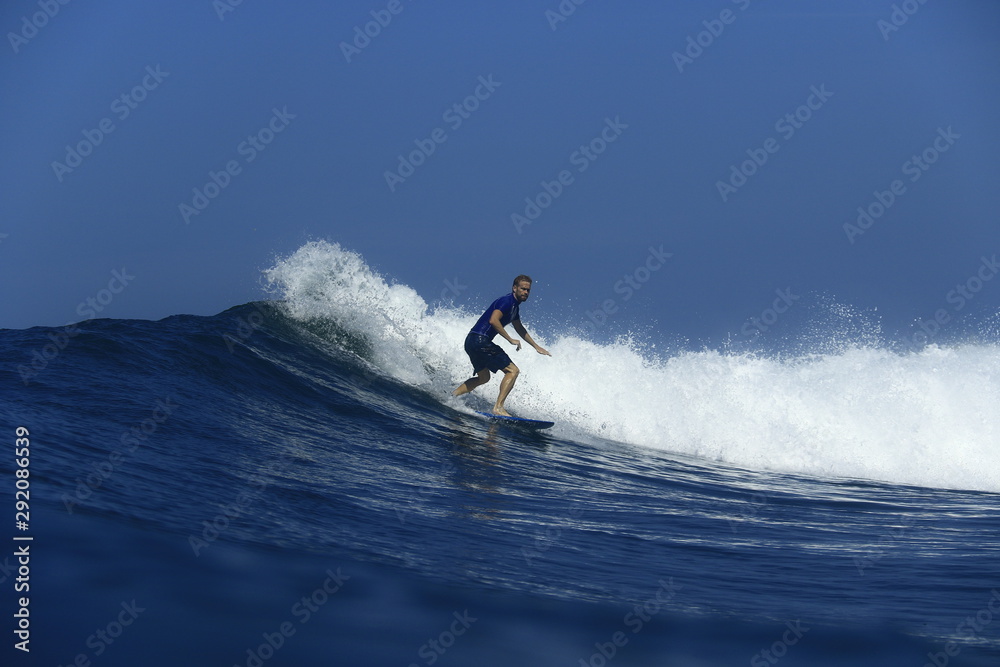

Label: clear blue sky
[3,0,998,349]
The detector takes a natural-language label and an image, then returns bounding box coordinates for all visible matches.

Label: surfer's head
[513,275,532,302]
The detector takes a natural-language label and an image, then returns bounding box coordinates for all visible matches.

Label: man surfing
[452,275,550,416]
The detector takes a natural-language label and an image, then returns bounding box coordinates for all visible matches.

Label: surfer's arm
[490,309,520,350]
[513,320,550,356]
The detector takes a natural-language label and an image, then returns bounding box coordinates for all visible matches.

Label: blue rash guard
[463,292,520,374]
[469,293,520,340]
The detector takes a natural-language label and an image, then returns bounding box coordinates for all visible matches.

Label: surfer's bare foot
[492,407,512,417]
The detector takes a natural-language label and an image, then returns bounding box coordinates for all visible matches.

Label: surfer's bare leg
[492,363,520,416]
[453,369,490,396]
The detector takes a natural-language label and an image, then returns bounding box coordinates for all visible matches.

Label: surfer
[452,275,550,416]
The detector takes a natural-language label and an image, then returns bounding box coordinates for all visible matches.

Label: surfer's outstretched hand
[535,345,551,356]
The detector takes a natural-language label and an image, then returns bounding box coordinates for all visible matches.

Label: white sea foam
[265,240,1000,493]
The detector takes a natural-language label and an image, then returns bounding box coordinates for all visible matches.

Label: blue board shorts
[464,333,512,374]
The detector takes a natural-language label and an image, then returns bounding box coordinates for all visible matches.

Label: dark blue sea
[3,242,999,666]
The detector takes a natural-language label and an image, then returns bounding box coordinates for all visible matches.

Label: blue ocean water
[3,242,999,666]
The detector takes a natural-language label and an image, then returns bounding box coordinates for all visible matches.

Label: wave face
[5,240,999,666]
[264,240,1000,493]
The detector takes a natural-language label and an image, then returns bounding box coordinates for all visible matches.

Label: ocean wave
[261,240,1000,493]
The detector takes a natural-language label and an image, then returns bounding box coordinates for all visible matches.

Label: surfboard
[474,411,555,430]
